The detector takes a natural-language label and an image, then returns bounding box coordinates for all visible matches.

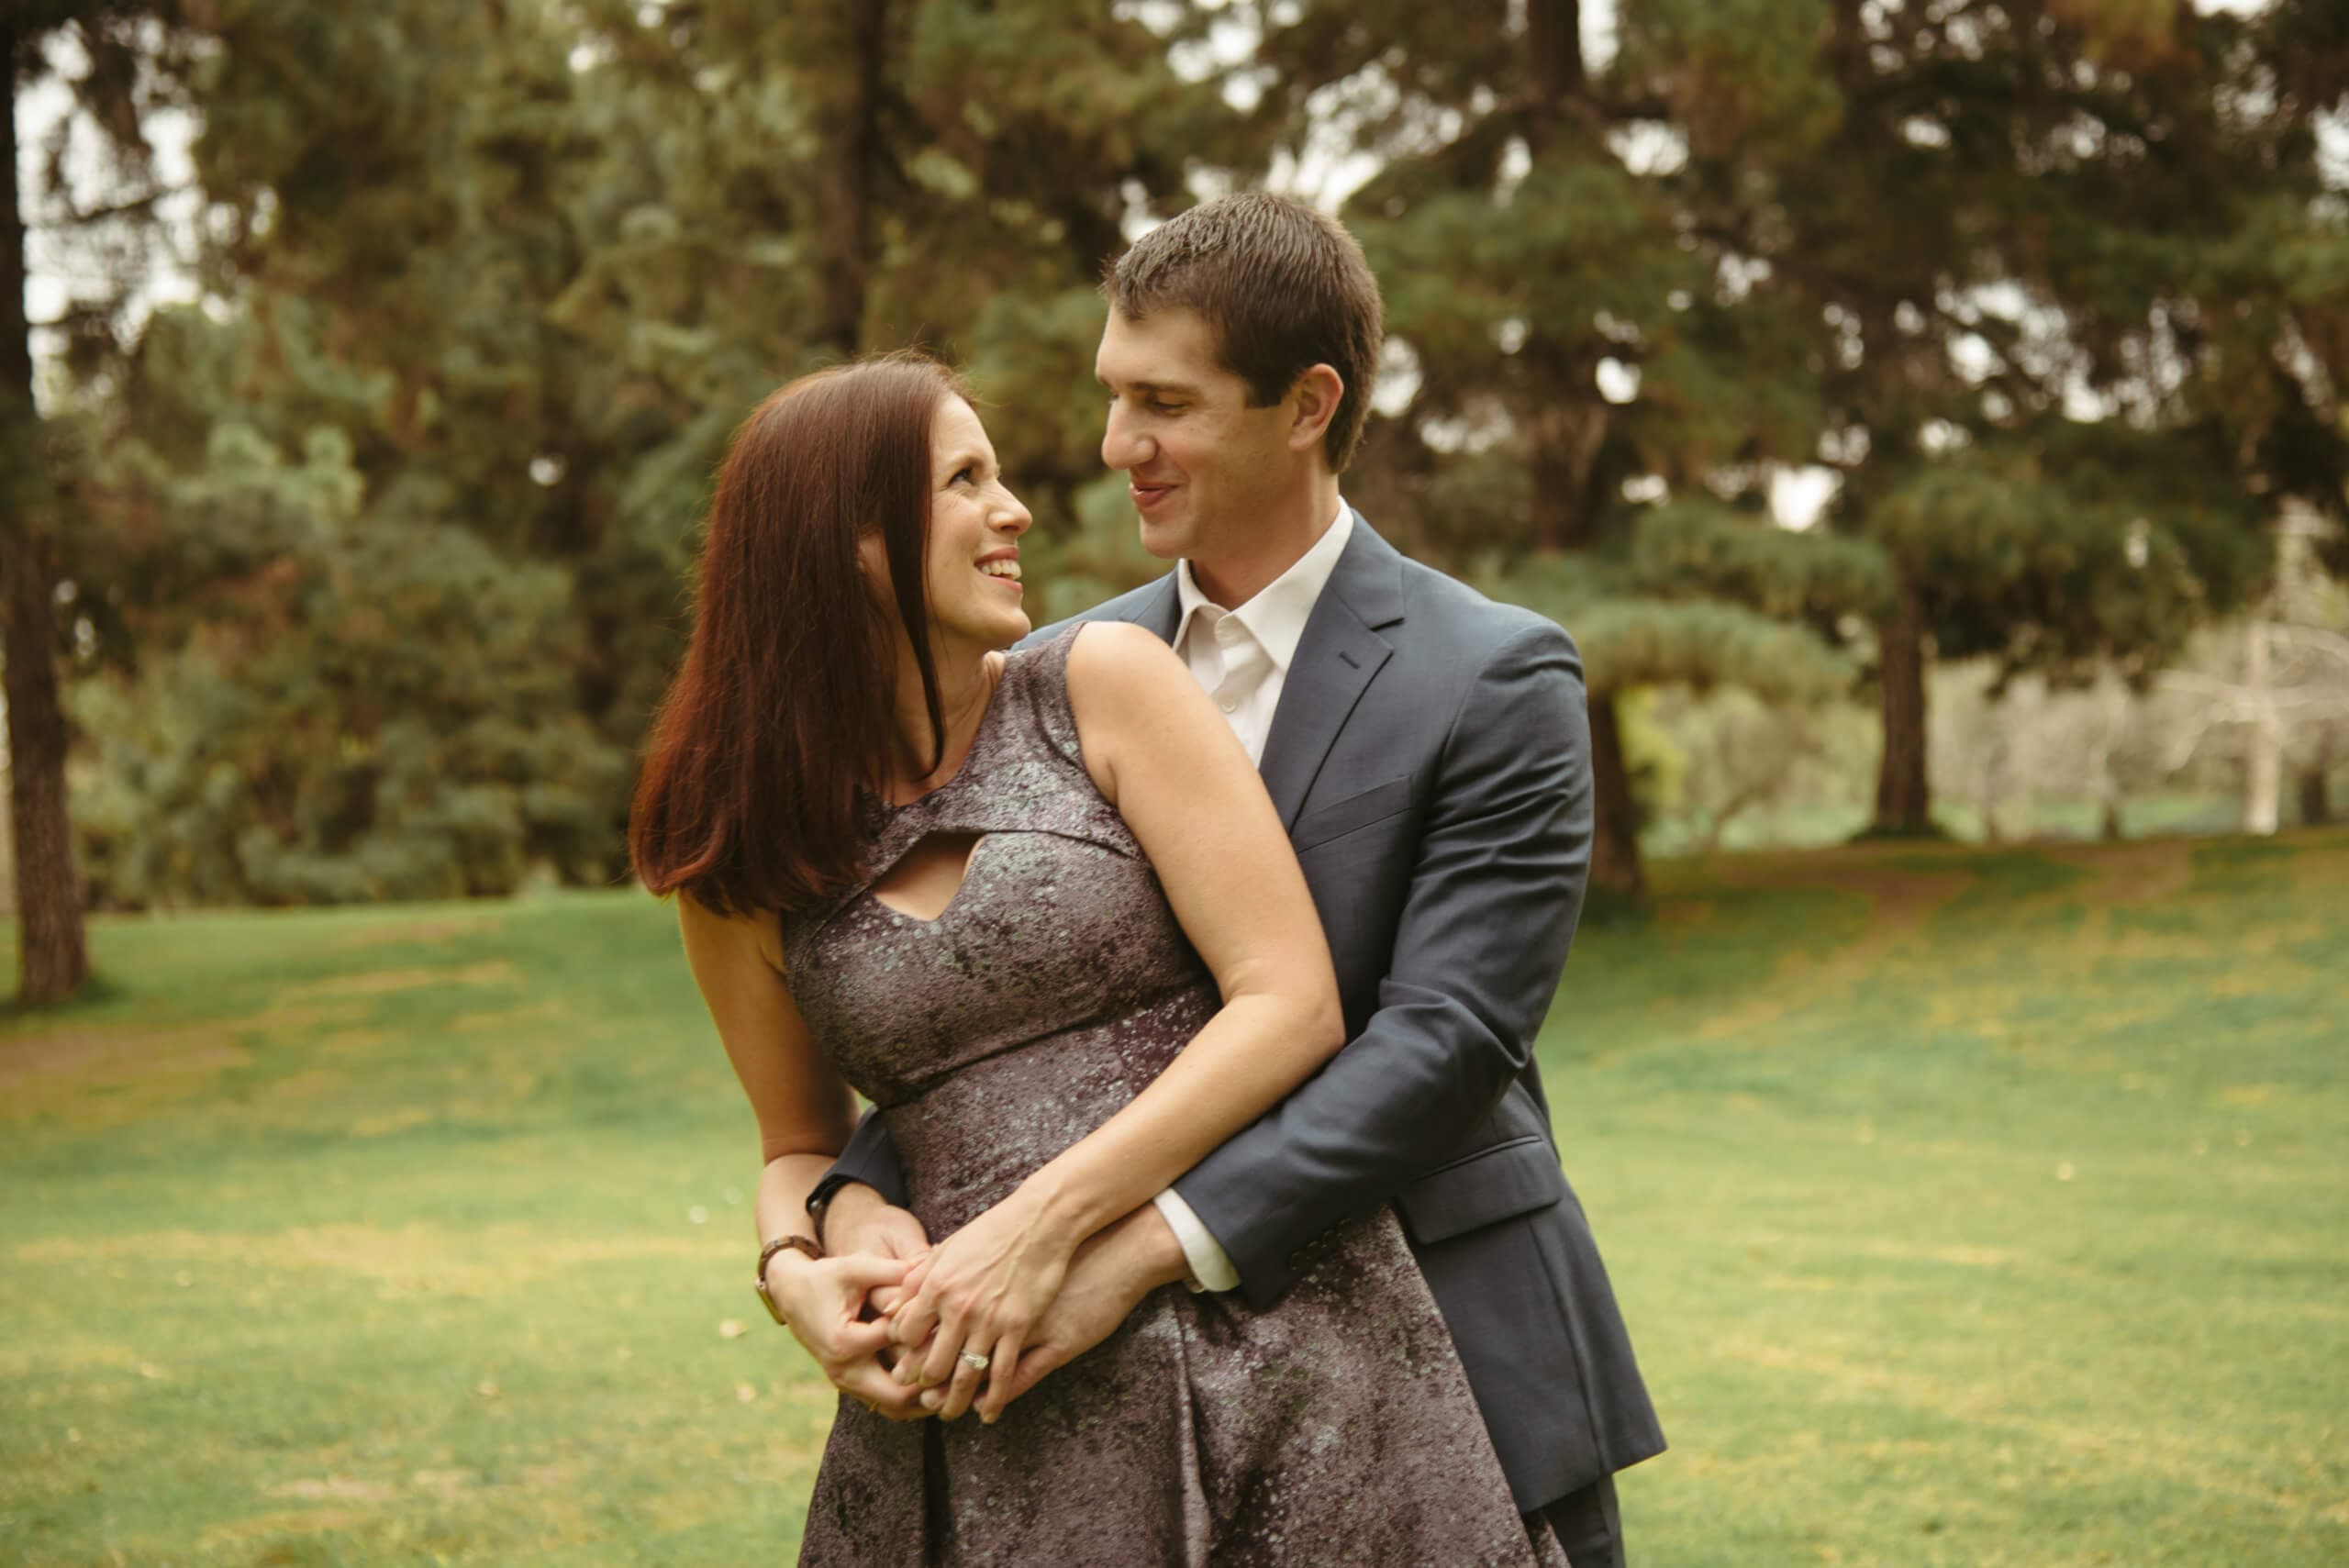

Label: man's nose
[1101,403,1150,473]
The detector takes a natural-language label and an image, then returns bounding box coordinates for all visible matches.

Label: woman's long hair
[629,353,971,916]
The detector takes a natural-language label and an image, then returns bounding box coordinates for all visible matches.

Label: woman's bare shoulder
[1065,618,1186,703]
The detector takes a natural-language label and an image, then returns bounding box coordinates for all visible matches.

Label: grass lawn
[4,828,2343,1565]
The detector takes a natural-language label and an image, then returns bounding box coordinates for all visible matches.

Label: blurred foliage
[17,0,2346,907]
[1627,684,1879,855]
[44,0,1241,906]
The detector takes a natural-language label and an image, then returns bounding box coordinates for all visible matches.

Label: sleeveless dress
[781,627,1567,1568]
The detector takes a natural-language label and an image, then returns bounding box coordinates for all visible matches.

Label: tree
[65,0,1241,905]
[2,7,88,1002]
[3,1,192,997]
[57,0,644,904]
[1765,0,2348,834]
[555,0,1244,627]
[1635,683,1876,853]
[1235,0,1887,908]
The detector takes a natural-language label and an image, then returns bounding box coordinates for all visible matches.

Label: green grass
[5,830,2344,1565]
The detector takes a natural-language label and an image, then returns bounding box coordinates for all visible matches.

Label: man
[807,192,1664,1563]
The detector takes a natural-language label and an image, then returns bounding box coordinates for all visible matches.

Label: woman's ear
[856,531,892,593]
[1287,364,1345,453]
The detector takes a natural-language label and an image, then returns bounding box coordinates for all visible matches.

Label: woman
[631,354,1560,1567]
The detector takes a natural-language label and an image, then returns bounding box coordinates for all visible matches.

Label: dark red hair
[630,352,972,915]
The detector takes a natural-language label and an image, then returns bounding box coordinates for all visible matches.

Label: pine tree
[1240,0,1887,908]
[68,0,1241,904]
[3,0,195,995]
[1227,0,2344,894]
[1765,0,2346,834]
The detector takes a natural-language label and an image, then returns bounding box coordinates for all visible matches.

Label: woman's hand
[766,1251,931,1419]
[885,1189,1080,1421]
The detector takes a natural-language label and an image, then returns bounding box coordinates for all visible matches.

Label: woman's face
[914,395,1033,652]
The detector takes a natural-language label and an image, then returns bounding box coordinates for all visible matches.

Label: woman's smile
[976,550,1023,591]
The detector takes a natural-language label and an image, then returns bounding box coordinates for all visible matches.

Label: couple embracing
[630,193,1664,1566]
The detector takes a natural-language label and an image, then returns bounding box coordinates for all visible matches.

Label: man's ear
[1286,364,1344,454]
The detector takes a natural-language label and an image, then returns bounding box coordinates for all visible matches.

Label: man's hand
[950,1203,1191,1424]
[821,1183,931,1317]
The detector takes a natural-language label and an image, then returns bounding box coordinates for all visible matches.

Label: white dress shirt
[1150,502,1354,1291]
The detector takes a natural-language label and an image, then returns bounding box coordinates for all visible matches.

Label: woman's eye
[951,466,975,485]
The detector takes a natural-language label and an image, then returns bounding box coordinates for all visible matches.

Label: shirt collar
[1174,500,1353,673]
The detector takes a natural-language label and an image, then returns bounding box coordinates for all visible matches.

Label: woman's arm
[675,894,930,1418]
[887,621,1344,1409]
[1040,619,1346,1232]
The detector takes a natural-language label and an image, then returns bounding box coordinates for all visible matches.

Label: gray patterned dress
[782,627,1566,1568]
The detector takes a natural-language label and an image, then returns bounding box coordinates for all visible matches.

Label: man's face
[1095,306,1297,568]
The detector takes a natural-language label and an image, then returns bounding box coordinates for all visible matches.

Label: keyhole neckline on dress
[865,831,992,924]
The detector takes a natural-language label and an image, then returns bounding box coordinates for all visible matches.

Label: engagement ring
[959,1351,991,1373]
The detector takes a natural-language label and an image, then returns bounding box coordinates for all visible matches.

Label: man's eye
[1150,402,1184,416]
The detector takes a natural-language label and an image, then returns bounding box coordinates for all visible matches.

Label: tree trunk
[2090,672,2126,841]
[1518,1,1635,902]
[1586,692,1647,910]
[1522,377,1609,551]
[816,0,886,357]
[1873,566,1932,833]
[2297,726,2334,828]
[2,21,91,1005]
[2299,763,2332,827]
[1519,4,1604,554]
[2243,619,2280,836]
[1524,0,1584,115]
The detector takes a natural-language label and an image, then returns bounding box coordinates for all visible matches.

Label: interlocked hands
[881,1188,1076,1423]
[810,1186,1181,1425]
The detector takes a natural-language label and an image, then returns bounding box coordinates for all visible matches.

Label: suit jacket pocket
[1292,775,1414,852]
[1394,1134,1568,1245]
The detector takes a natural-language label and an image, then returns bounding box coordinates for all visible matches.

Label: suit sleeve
[1170,620,1594,1308]
[807,1105,910,1222]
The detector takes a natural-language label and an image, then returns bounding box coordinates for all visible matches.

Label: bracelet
[806,1182,841,1253]
[753,1234,823,1327]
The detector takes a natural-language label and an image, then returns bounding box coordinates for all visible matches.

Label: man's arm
[806,1106,909,1231]
[1174,619,1594,1307]
[807,1111,936,1333]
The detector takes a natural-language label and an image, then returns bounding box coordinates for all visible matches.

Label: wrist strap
[806,1183,842,1252]
[753,1234,823,1327]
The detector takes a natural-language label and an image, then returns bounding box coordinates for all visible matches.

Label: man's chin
[1134,515,1190,561]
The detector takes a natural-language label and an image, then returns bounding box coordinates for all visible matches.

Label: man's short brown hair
[1104,192,1385,473]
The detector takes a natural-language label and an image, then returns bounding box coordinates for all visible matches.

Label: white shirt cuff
[1152,1189,1241,1293]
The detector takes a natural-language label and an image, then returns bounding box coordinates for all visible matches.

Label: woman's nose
[993,489,1033,535]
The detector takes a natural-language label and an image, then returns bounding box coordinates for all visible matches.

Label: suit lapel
[1257,515,1407,829]
[1121,573,1183,643]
